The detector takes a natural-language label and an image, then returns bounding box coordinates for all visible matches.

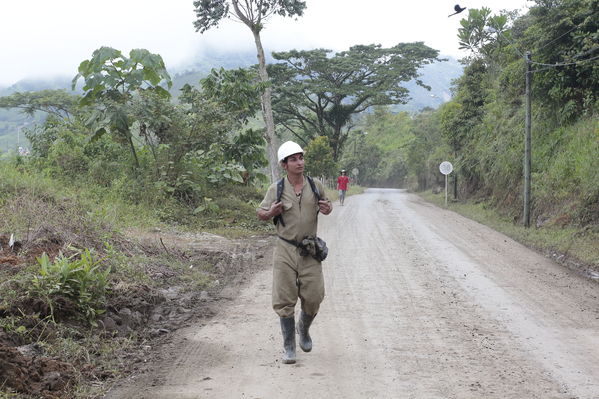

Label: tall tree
[268,43,440,160]
[192,0,307,182]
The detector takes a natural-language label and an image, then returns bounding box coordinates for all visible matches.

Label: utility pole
[523,51,532,228]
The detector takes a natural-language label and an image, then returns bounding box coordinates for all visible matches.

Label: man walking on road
[337,169,349,206]
[257,141,333,364]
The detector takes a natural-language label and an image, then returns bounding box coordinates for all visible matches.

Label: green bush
[29,249,110,325]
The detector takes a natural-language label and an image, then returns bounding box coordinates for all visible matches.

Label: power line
[533,23,582,53]
[531,56,599,72]
[492,22,596,68]
[529,47,599,71]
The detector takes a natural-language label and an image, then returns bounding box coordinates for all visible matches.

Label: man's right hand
[269,201,283,217]
[257,201,284,221]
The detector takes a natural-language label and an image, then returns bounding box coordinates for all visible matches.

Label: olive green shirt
[258,176,328,242]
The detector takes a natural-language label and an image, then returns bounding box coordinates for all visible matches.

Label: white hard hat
[277,141,304,162]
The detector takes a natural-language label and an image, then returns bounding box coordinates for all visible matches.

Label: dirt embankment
[0,231,273,398]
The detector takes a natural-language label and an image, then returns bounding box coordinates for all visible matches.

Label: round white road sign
[439,161,453,175]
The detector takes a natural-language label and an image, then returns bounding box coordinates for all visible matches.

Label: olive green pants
[272,241,325,318]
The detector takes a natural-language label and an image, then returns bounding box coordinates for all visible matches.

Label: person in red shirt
[337,170,349,206]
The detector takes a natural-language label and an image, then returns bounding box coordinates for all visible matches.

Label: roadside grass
[178,264,214,291]
[0,165,162,246]
[0,388,26,398]
[419,191,599,272]
[0,165,271,397]
[41,327,137,397]
[200,184,275,238]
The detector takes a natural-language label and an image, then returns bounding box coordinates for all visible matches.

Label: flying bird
[448,4,467,17]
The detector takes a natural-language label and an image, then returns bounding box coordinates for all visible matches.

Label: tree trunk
[331,125,343,161]
[251,30,279,183]
[127,134,140,170]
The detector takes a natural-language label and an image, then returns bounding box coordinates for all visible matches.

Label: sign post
[439,161,453,207]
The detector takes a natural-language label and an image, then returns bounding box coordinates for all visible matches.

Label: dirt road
[106,189,599,399]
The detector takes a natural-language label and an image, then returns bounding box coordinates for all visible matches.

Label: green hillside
[393,58,463,112]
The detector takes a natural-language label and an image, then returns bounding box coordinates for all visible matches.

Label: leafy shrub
[29,249,110,325]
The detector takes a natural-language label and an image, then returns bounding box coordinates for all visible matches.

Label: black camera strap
[278,235,303,248]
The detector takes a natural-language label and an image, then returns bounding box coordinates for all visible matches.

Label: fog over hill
[0,50,462,152]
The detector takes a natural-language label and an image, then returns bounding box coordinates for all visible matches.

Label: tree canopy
[269,43,440,159]
[0,90,78,121]
[192,0,306,34]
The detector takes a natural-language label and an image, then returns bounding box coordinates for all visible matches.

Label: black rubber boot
[297,311,315,352]
[280,316,296,364]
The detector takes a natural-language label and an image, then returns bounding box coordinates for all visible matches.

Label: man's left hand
[319,200,333,215]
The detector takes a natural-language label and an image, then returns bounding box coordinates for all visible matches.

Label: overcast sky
[0,0,530,87]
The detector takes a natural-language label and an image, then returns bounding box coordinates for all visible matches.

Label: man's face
[283,153,304,174]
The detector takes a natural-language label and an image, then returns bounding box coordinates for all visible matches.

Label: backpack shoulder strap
[273,178,285,226]
[306,176,321,201]
[276,178,285,202]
